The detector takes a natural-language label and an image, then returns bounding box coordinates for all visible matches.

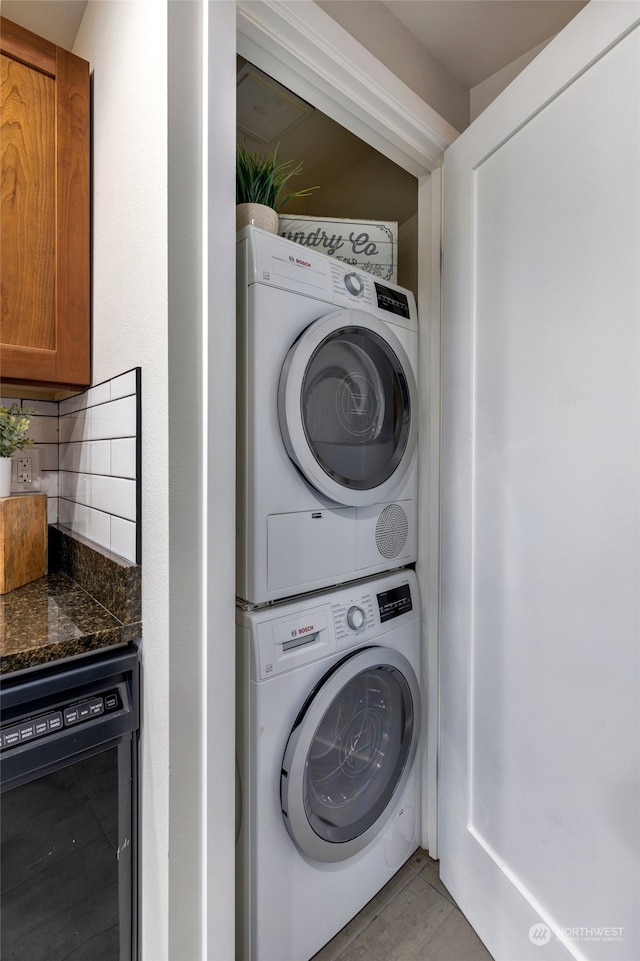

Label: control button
[344,272,364,296]
[346,606,366,631]
[35,720,49,736]
[64,707,80,725]
[48,712,63,731]
[2,727,21,749]
[19,723,35,742]
[78,703,92,721]
[89,698,104,717]
[105,693,120,711]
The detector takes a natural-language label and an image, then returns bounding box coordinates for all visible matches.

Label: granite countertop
[0,526,142,676]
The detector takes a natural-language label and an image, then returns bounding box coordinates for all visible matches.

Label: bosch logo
[290,625,314,638]
[288,255,311,268]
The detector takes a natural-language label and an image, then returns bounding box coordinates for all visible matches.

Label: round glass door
[281,647,421,863]
[278,310,417,507]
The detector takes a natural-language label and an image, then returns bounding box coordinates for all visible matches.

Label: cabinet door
[1,17,90,392]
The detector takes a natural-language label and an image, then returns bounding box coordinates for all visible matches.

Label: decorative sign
[278,216,398,282]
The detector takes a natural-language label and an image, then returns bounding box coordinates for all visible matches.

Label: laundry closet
[235,54,429,961]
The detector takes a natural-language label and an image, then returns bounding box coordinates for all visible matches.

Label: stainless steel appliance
[1,648,140,961]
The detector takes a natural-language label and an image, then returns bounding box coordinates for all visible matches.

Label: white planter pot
[236,203,278,234]
[0,457,12,498]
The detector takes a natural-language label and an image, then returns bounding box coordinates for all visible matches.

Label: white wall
[73,4,234,958]
[303,151,418,292]
[73,4,174,959]
[316,0,468,131]
[470,38,550,123]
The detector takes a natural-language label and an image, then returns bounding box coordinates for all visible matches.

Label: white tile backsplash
[111,438,137,479]
[58,393,88,416]
[59,395,137,444]
[85,381,112,409]
[40,471,59,498]
[58,411,88,444]
[35,444,59,471]
[25,415,59,445]
[60,472,136,522]
[110,369,137,401]
[18,369,141,564]
[90,395,137,441]
[24,400,59,416]
[59,500,112,553]
[47,497,59,525]
[59,439,111,475]
[111,516,137,562]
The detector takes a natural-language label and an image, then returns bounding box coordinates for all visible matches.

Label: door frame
[233,0,455,858]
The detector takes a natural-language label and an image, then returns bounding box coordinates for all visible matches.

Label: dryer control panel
[329,262,375,308]
[240,225,418,332]
[374,282,411,319]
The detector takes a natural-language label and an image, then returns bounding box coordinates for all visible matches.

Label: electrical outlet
[17,456,33,483]
[10,448,42,493]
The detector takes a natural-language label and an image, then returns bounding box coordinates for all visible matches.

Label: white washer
[237,226,419,606]
[236,569,422,961]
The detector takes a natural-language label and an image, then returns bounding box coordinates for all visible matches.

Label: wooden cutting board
[0,493,47,594]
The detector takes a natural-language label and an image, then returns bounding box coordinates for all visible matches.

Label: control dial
[344,272,365,297]
[346,605,366,631]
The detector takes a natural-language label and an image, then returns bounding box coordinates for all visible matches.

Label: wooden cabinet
[1,17,90,395]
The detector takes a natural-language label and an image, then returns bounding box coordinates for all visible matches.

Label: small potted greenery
[0,403,35,497]
[236,142,318,233]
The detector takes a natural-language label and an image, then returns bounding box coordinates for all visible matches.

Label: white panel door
[440,4,640,961]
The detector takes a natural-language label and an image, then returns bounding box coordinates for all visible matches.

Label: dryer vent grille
[375,504,409,559]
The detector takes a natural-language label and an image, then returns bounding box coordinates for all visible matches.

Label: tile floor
[311,848,495,961]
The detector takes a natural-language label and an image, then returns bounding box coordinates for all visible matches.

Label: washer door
[280,646,421,863]
[278,309,417,507]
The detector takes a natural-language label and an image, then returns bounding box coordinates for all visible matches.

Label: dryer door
[280,646,421,863]
[278,310,417,507]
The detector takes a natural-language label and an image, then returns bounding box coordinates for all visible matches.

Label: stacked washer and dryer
[235,226,423,961]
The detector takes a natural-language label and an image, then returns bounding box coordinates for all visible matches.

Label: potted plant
[0,403,34,497]
[236,143,318,233]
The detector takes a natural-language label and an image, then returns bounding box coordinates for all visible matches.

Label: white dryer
[237,226,419,606]
[236,569,422,961]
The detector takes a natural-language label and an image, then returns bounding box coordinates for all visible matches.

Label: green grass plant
[236,143,318,210]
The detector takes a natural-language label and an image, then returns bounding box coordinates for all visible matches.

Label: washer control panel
[331,590,376,642]
[331,577,414,645]
[245,571,419,679]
